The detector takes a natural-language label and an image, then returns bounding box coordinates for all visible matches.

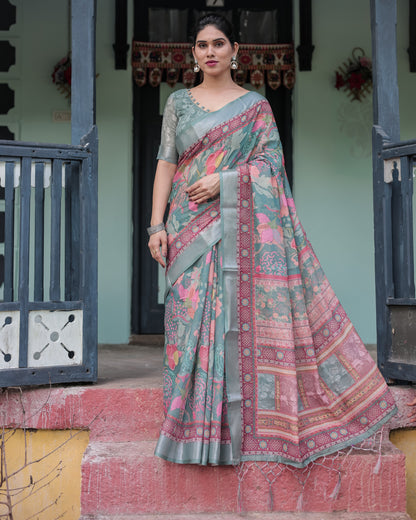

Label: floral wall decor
[52,54,71,98]
[334,47,372,101]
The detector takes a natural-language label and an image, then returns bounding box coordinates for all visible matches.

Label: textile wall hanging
[132,41,295,90]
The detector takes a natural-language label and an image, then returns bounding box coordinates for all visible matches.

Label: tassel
[373,451,382,474]
[269,483,274,511]
[329,473,342,500]
[296,491,304,512]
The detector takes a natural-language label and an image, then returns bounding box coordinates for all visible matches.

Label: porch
[0,341,414,518]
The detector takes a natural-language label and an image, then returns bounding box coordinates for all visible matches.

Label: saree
[154,89,397,467]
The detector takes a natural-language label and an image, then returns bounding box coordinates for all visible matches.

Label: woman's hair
[191,13,236,46]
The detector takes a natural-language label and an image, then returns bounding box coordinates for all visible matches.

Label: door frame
[131,0,294,334]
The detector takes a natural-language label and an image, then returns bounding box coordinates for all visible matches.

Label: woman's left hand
[186,173,220,204]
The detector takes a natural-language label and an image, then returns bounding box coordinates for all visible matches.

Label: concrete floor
[97,343,164,388]
[96,338,377,389]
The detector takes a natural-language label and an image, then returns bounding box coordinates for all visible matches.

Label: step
[81,440,406,516]
[79,513,413,520]
[0,386,164,442]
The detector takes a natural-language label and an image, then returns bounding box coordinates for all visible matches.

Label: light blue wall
[3,0,133,343]
[293,0,416,343]
[3,1,416,344]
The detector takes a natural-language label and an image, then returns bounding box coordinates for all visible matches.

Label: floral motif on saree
[154,89,396,467]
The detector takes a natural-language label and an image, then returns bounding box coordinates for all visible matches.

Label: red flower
[335,72,345,89]
[348,72,365,90]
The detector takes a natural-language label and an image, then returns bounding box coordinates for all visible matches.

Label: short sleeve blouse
[157,94,178,165]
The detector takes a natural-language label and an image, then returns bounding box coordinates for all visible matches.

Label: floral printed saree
[154,89,396,467]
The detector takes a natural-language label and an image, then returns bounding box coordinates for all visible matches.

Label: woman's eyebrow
[196,38,226,44]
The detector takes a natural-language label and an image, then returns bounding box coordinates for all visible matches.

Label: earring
[230,56,238,70]
[193,61,200,73]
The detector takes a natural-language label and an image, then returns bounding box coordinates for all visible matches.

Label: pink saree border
[166,199,220,273]
[236,164,396,466]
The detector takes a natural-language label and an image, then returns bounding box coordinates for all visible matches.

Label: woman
[148,14,397,467]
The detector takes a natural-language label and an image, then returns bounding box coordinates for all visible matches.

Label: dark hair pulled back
[192,13,236,46]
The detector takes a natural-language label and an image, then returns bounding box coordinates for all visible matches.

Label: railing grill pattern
[0,131,97,386]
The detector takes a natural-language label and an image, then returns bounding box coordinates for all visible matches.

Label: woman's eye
[198,43,206,48]
[215,42,224,47]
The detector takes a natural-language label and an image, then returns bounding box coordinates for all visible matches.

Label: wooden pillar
[71,0,96,144]
[370,0,399,376]
[371,0,400,139]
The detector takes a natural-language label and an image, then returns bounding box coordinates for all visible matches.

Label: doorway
[131,0,294,334]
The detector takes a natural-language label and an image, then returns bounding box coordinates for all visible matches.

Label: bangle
[147,223,165,236]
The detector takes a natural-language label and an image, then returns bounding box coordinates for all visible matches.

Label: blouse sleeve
[157,94,178,165]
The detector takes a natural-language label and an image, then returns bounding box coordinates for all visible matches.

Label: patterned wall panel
[27,310,83,368]
[0,311,20,369]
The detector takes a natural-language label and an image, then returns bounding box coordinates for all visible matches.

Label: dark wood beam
[296,0,314,71]
[113,0,129,69]
[408,0,416,71]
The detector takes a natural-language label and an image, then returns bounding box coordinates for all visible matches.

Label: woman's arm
[148,159,176,268]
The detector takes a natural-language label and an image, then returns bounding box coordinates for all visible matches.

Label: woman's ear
[233,42,239,57]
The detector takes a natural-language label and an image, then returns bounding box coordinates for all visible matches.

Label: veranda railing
[0,127,97,386]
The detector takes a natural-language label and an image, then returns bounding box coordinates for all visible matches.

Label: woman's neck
[198,75,238,91]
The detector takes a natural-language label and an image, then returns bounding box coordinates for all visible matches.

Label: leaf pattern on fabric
[155,89,397,467]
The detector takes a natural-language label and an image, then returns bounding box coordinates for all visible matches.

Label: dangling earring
[193,60,200,73]
[230,56,238,70]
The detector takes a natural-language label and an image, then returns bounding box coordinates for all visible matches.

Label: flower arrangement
[334,47,372,101]
[52,54,71,98]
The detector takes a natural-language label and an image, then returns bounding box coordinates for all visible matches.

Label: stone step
[80,513,413,520]
[81,440,406,516]
[0,386,164,442]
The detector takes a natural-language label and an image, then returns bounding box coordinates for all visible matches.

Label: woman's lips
[206,61,218,66]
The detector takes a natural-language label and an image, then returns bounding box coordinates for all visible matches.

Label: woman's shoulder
[167,88,189,102]
[244,90,268,103]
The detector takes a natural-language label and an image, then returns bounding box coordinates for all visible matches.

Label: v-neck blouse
[157,89,257,165]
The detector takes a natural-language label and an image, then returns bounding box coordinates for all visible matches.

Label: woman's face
[192,25,238,77]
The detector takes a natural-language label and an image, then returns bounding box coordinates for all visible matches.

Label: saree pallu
[154,91,397,468]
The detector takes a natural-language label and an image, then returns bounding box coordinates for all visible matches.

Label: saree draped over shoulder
[154,89,396,468]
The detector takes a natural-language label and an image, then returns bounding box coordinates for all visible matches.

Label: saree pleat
[154,89,396,467]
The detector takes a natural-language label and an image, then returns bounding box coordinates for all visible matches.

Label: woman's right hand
[148,230,168,268]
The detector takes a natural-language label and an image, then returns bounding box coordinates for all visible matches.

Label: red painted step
[0,386,164,441]
[79,511,411,520]
[0,381,413,518]
[80,514,412,520]
[81,439,406,516]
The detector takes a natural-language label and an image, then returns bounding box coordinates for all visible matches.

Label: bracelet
[147,223,165,236]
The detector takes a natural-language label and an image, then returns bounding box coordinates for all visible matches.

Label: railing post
[371,0,400,376]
